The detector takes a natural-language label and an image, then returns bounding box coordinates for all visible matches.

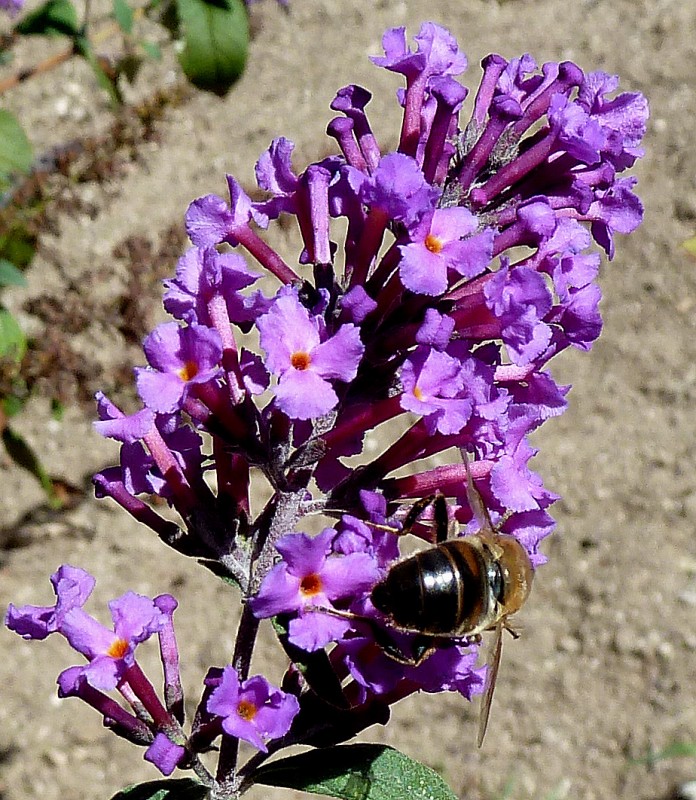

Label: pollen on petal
[424,233,443,254]
[178,360,199,381]
[107,638,129,659]
[237,699,258,721]
[290,351,312,371]
[300,573,323,597]
[413,386,424,400]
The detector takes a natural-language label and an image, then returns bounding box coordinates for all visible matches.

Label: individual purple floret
[399,346,473,435]
[163,246,269,332]
[8,20,647,794]
[257,288,364,420]
[144,733,187,777]
[135,322,224,414]
[6,564,96,640]
[206,667,299,752]
[399,206,494,295]
[249,528,380,651]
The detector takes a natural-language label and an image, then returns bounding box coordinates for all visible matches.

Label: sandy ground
[1,1,696,798]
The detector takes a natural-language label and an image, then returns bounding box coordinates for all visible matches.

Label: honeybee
[370,461,534,746]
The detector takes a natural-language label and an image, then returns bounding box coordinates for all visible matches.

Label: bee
[369,460,534,746]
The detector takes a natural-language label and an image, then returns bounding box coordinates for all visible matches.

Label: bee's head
[494,534,534,615]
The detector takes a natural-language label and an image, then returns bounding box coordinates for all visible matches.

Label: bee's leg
[377,632,438,666]
[361,521,401,534]
[320,510,402,536]
[306,605,403,651]
[306,605,366,624]
[402,494,437,532]
[307,605,423,665]
[401,493,451,544]
[431,494,451,544]
[307,605,441,667]
[374,630,419,665]
[464,457,496,539]
[503,622,520,640]
[410,634,438,666]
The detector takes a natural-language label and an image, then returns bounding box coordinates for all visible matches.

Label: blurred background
[1,1,695,798]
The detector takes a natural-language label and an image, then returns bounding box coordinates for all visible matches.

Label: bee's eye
[487,560,504,603]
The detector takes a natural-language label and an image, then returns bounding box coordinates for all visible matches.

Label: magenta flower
[253,136,301,219]
[483,262,553,364]
[5,564,95,640]
[185,176,268,248]
[135,322,223,414]
[250,528,380,651]
[257,289,364,420]
[163,246,268,329]
[399,207,494,295]
[7,567,189,775]
[400,347,473,435]
[336,632,485,700]
[371,22,468,81]
[80,26,644,734]
[359,153,437,226]
[144,733,187,777]
[93,391,156,444]
[7,567,169,691]
[207,667,299,752]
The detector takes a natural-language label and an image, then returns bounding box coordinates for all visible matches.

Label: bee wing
[477,621,504,748]
[464,457,495,539]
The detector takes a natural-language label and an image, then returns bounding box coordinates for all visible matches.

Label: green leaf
[0,228,36,271]
[75,35,123,106]
[2,425,57,503]
[110,778,209,799]
[175,0,248,95]
[0,259,27,288]
[113,0,134,32]
[683,235,696,257]
[0,111,33,184]
[51,397,65,420]
[0,308,26,361]
[2,394,25,418]
[631,740,696,766]
[252,744,458,800]
[141,40,162,60]
[15,0,79,36]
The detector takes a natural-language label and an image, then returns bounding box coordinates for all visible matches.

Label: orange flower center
[413,386,424,401]
[300,573,323,597]
[424,233,443,254]
[290,351,311,371]
[107,638,129,659]
[237,699,258,721]
[178,360,199,382]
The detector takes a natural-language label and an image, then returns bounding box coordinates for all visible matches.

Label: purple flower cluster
[6,21,647,790]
